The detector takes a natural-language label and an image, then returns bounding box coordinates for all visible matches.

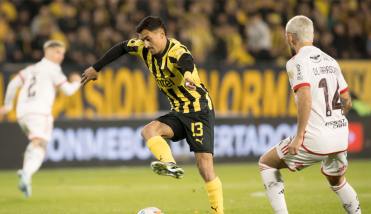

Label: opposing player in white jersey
[0,40,81,197]
[258,16,361,214]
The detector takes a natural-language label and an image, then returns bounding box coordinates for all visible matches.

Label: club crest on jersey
[310,54,321,63]
[156,78,175,88]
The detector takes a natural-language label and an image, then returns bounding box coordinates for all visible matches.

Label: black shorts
[156,108,215,154]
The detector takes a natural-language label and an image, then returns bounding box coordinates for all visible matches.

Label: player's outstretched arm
[81,42,129,86]
[289,86,312,155]
[0,75,23,119]
[59,72,81,96]
[340,91,352,115]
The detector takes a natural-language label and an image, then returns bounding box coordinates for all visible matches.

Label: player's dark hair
[136,16,167,34]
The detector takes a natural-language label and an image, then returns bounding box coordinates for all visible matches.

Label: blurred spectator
[49,0,66,18]
[318,31,337,58]
[31,5,55,37]
[246,12,272,60]
[4,29,22,62]
[181,2,215,64]
[346,13,367,58]
[367,33,371,58]
[0,42,5,64]
[332,22,349,58]
[267,13,289,65]
[0,14,10,41]
[14,9,31,31]
[0,0,17,22]
[18,27,33,61]
[215,13,254,66]
[0,0,369,66]
[57,2,78,33]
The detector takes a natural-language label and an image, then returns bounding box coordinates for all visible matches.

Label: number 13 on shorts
[191,122,203,138]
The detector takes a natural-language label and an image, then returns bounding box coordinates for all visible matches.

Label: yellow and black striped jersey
[122,38,213,113]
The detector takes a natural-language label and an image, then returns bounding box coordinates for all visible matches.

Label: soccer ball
[137,207,163,214]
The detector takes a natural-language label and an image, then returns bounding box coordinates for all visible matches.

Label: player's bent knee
[326,175,345,186]
[141,121,162,140]
[31,138,47,149]
[258,154,269,167]
[258,147,286,169]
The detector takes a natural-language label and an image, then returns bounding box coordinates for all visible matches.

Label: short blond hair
[43,40,65,50]
[285,15,314,42]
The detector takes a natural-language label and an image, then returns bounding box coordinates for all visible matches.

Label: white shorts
[17,114,54,142]
[276,136,348,176]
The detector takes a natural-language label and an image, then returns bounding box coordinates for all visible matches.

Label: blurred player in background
[258,15,361,214]
[81,16,224,214]
[0,40,81,197]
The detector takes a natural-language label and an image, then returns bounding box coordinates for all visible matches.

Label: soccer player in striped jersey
[81,16,223,214]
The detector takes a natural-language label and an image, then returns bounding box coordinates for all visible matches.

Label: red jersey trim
[301,143,347,156]
[293,83,310,92]
[340,87,348,94]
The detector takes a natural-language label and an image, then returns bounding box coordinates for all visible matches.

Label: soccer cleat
[150,161,185,179]
[17,170,32,198]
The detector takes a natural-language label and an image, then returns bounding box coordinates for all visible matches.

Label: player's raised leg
[18,137,47,197]
[195,153,224,214]
[322,153,361,214]
[141,120,184,178]
[259,145,289,214]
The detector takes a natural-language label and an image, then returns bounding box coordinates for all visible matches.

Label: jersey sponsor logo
[313,66,337,76]
[324,119,347,128]
[156,78,175,88]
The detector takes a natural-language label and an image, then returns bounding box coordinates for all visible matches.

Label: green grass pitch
[0,160,370,214]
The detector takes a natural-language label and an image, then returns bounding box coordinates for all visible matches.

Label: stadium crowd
[0,0,370,67]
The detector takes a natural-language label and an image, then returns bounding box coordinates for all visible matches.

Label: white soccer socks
[260,163,288,214]
[331,179,361,214]
[22,143,46,182]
